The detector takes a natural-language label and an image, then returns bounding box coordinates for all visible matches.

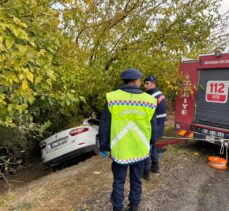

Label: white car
[40,119,100,167]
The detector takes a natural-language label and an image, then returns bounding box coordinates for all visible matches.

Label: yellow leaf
[12,75,19,82]
[16,44,27,55]
[46,79,52,86]
[29,40,36,47]
[85,0,93,5]
[13,16,27,28]
[25,69,34,83]
[0,36,3,50]
[38,49,46,57]
[19,74,24,80]
[0,94,5,103]
[6,24,19,36]
[22,80,28,90]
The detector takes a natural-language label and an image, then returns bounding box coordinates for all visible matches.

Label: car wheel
[51,165,58,172]
[93,136,100,155]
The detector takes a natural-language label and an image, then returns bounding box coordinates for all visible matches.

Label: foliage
[0,0,84,137]
[0,0,227,144]
[56,0,224,111]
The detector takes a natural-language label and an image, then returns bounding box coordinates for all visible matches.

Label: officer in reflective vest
[99,69,157,211]
[143,75,166,177]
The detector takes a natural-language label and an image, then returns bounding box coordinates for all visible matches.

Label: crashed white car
[40,119,100,167]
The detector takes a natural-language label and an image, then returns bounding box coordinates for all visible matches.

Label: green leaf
[6,24,19,37]
[34,76,42,85]
[5,36,15,49]
[79,96,86,103]
[66,100,70,106]
[17,29,29,40]
[47,53,53,62]
[40,81,50,90]
[27,95,35,104]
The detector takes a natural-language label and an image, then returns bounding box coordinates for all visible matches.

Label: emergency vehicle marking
[206,81,229,103]
[181,96,188,115]
[204,60,229,65]
[176,52,229,145]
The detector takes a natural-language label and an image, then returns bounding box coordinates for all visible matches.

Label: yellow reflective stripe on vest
[111,121,150,150]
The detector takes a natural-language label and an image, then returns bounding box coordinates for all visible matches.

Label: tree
[0,0,84,136]
[56,0,224,109]
[0,0,227,143]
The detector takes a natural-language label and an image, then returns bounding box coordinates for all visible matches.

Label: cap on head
[144,75,156,83]
[120,68,142,80]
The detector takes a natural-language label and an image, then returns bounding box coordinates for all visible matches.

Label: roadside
[1,140,228,211]
[1,112,229,211]
[76,141,229,211]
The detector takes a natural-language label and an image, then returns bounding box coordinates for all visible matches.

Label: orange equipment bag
[208,156,227,170]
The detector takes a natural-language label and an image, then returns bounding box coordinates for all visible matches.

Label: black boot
[151,165,160,175]
[142,170,150,181]
[124,204,139,211]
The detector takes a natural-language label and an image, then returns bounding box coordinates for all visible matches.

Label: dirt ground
[0,114,229,211]
[0,140,229,211]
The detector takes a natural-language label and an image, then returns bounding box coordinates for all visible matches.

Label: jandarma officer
[98,68,157,211]
[143,75,166,179]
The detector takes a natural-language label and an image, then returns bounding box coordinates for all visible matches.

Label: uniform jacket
[146,88,166,137]
[99,84,157,152]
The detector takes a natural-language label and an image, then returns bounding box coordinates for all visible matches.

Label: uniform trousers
[111,160,144,211]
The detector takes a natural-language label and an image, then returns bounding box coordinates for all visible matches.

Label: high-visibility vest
[106,89,157,164]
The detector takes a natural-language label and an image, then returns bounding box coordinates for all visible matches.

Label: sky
[220,0,229,14]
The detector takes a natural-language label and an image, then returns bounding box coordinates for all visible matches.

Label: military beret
[144,75,157,83]
[120,68,142,80]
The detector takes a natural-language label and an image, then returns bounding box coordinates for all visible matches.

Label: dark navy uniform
[148,88,166,138]
[147,88,166,173]
[143,76,166,176]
